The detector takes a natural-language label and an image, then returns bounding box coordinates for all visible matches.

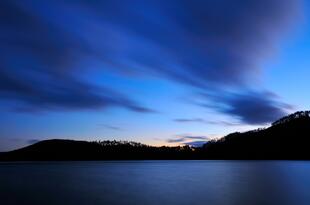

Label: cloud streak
[167,135,210,147]
[174,118,205,123]
[174,118,240,126]
[0,0,154,113]
[199,90,292,124]
[183,141,208,147]
[97,124,123,131]
[0,0,300,123]
[167,135,209,143]
[0,69,154,112]
[27,139,40,144]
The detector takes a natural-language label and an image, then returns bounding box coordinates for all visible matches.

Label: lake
[0,161,310,205]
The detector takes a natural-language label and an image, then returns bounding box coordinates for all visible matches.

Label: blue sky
[0,0,309,151]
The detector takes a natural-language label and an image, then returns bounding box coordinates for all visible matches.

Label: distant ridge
[0,139,195,160]
[1,111,310,160]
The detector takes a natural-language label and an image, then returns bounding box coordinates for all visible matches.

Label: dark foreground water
[1,161,310,205]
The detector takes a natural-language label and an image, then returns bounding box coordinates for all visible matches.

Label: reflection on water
[0,161,310,205]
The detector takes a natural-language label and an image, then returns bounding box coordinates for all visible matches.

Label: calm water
[1,161,310,205]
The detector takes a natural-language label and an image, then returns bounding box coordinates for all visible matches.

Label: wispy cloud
[174,118,205,123]
[97,124,123,131]
[166,135,209,143]
[27,139,40,144]
[198,90,292,125]
[183,141,208,147]
[0,0,300,123]
[174,118,240,126]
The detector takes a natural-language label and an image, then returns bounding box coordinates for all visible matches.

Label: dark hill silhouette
[202,111,310,159]
[1,111,310,160]
[0,139,195,160]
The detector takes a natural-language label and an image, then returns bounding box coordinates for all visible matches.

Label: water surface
[1,161,310,205]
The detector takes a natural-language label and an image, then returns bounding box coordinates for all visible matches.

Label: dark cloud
[0,68,153,112]
[0,1,153,113]
[0,0,299,120]
[200,91,291,125]
[77,0,298,88]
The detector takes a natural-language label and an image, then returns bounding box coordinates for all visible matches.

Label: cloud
[27,139,40,144]
[0,1,154,113]
[0,69,154,112]
[97,124,123,131]
[167,135,209,147]
[0,0,300,120]
[183,141,208,147]
[174,118,205,123]
[174,118,240,126]
[199,90,291,125]
[167,135,209,143]
[206,121,240,127]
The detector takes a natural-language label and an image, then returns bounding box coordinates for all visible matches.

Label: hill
[1,111,310,160]
[0,139,195,161]
[202,111,310,159]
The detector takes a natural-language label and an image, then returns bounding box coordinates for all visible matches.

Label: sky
[0,0,309,151]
